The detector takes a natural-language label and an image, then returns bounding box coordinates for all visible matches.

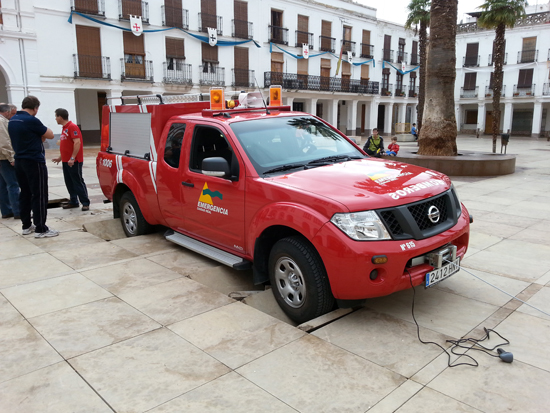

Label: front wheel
[269,236,335,324]
[119,192,151,237]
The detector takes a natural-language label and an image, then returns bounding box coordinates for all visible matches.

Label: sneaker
[81,205,90,211]
[2,213,14,218]
[62,203,79,209]
[35,229,59,238]
[22,224,36,235]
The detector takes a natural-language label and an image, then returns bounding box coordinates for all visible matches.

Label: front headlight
[330,211,391,241]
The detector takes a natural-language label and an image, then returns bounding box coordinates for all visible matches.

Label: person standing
[411,123,418,141]
[52,108,90,211]
[363,128,384,158]
[0,103,20,219]
[8,95,58,238]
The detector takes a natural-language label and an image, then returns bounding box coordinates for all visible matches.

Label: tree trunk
[417,0,458,156]
[491,22,505,153]
[417,22,427,137]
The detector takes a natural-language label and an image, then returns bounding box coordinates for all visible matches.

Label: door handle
[181,181,194,187]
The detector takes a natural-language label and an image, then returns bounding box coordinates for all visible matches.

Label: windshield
[230,116,365,175]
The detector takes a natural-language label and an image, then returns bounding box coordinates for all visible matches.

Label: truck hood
[269,158,451,211]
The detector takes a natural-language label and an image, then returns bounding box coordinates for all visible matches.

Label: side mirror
[202,157,231,179]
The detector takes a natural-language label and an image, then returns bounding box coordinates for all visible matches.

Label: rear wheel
[269,236,334,324]
[120,192,151,237]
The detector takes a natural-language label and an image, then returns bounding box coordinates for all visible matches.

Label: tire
[120,191,151,237]
[268,236,335,324]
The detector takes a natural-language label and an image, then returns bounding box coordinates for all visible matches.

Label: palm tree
[405,0,430,139]
[417,0,458,156]
[477,0,528,153]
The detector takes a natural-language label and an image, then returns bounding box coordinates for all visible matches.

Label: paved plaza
[1,135,549,412]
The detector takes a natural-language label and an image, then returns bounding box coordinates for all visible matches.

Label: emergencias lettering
[197,201,229,215]
[388,180,445,200]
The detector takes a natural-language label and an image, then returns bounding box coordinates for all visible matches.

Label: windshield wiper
[263,163,304,174]
[306,155,362,166]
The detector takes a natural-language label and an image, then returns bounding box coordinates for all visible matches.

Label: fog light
[372,255,388,265]
[370,269,378,280]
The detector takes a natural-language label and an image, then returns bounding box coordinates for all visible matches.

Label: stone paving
[1,135,549,412]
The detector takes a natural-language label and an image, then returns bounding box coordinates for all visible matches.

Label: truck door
[182,123,246,253]
[156,122,189,232]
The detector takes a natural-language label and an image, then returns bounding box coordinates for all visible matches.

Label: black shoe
[2,213,14,218]
[81,206,90,211]
[62,203,79,209]
[14,215,20,219]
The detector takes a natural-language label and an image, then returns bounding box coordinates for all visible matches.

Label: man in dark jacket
[363,128,384,158]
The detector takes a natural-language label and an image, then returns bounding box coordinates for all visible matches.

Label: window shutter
[522,37,536,51]
[465,43,479,57]
[166,37,185,58]
[297,58,308,75]
[321,20,331,37]
[121,0,141,18]
[298,15,308,32]
[123,31,144,55]
[234,0,247,20]
[361,65,369,80]
[271,51,284,63]
[201,0,216,15]
[463,72,477,90]
[518,68,533,87]
[234,46,248,71]
[362,30,370,45]
[76,25,101,56]
[342,61,351,75]
[201,42,218,62]
[321,58,331,69]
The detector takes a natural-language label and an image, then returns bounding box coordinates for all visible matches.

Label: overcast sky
[355,0,486,25]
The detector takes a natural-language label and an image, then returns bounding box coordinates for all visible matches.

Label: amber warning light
[269,85,282,106]
[210,88,225,110]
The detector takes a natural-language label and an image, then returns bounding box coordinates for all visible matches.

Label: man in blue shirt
[411,123,418,141]
[8,96,58,238]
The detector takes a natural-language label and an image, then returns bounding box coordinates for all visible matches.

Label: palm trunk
[491,22,505,153]
[417,0,458,156]
[417,22,427,136]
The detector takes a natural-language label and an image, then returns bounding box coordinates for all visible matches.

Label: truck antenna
[254,77,270,114]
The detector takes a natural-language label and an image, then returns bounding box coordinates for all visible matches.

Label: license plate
[425,258,460,287]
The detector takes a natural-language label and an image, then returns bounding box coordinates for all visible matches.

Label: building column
[305,98,318,115]
[411,104,418,125]
[398,103,407,125]
[502,102,513,133]
[330,99,339,130]
[477,103,486,135]
[347,100,358,136]
[369,100,378,135]
[285,97,294,109]
[455,104,462,132]
[383,103,394,135]
[532,102,543,138]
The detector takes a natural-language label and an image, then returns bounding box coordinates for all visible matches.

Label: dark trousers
[14,158,49,233]
[62,161,90,206]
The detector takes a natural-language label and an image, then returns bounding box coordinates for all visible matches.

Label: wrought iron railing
[460,86,478,98]
[513,84,535,96]
[485,85,506,97]
[360,43,374,59]
[457,11,550,33]
[408,85,419,98]
[199,65,225,86]
[381,83,393,96]
[119,0,149,23]
[410,54,419,65]
[395,85,407,97]
[198,13,222,35]
[517,49,538,63]
[73,54,110,79]
[269,25,288,45]
[71,0,105,15]
[342,40,356,54]
[162,5,188,29]
[120,58,153,81]
[232,69,255,88]
[163,61,192,84]
[319,35,335,52]
[543,83,549,96]
[295,31,314,48]
[463,55,480,67]
[232,19,253,39]
[264,72,379,94]
[382,49,394,62]
[488,53,507,65]
[397,51,408,64]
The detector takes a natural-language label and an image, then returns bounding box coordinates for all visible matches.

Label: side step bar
[165,230,252,270]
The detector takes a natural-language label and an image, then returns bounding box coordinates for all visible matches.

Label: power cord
[406,269,512,367]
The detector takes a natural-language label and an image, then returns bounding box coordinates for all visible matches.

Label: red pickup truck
[97,90,470,323]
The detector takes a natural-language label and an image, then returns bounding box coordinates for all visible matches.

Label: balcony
[73,54,110,79]
[485,85,506,97]
[232,19,253,39]
[410,54,419,65]
[162,5,189,29]
[460,86,478,98]
[198,13,222,35]
[395,85,407,97]
[408,85,419,98]
[513,84,535,97]
[163,61,192,85]
[200,65,225,86]
[463,55,480,67]
[71,0,105,16]
[381,84,393,96]
[319,36,335,53]
[517,49,538,63]
[295,31,314,48]
[397,51,408,64]
[120,58,153,82]
[342,40,356,54]
[269,25,288,45]
[119,0,149,23]
[382,49,394,62]
[360,43,374,59]
[543,83,549,96]
[232,68,255,88]
[488,53,507,66]
[264,71,379,94]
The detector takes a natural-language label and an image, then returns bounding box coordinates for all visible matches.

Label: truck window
[164,123,186,168]
[190,126,233,172]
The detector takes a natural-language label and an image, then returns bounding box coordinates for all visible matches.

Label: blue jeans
[0,159,20,217]
[62,161,90,206]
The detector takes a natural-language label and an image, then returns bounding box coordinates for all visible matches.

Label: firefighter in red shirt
[52,108,90,211]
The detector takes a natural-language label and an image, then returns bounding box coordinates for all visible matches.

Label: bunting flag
[383,60,419,75]
[269,43,375,67]
[207,28,217,46]
[129,15,143,36]
[335,43,344,76]
[302,44,309,59]
[68,11,260,47]
[347,51,353,64]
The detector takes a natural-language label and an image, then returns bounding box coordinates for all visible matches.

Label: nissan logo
[427,205,440,223]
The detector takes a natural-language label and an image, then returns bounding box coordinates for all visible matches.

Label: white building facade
[455,3,550,138]
[0,0,420,145]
